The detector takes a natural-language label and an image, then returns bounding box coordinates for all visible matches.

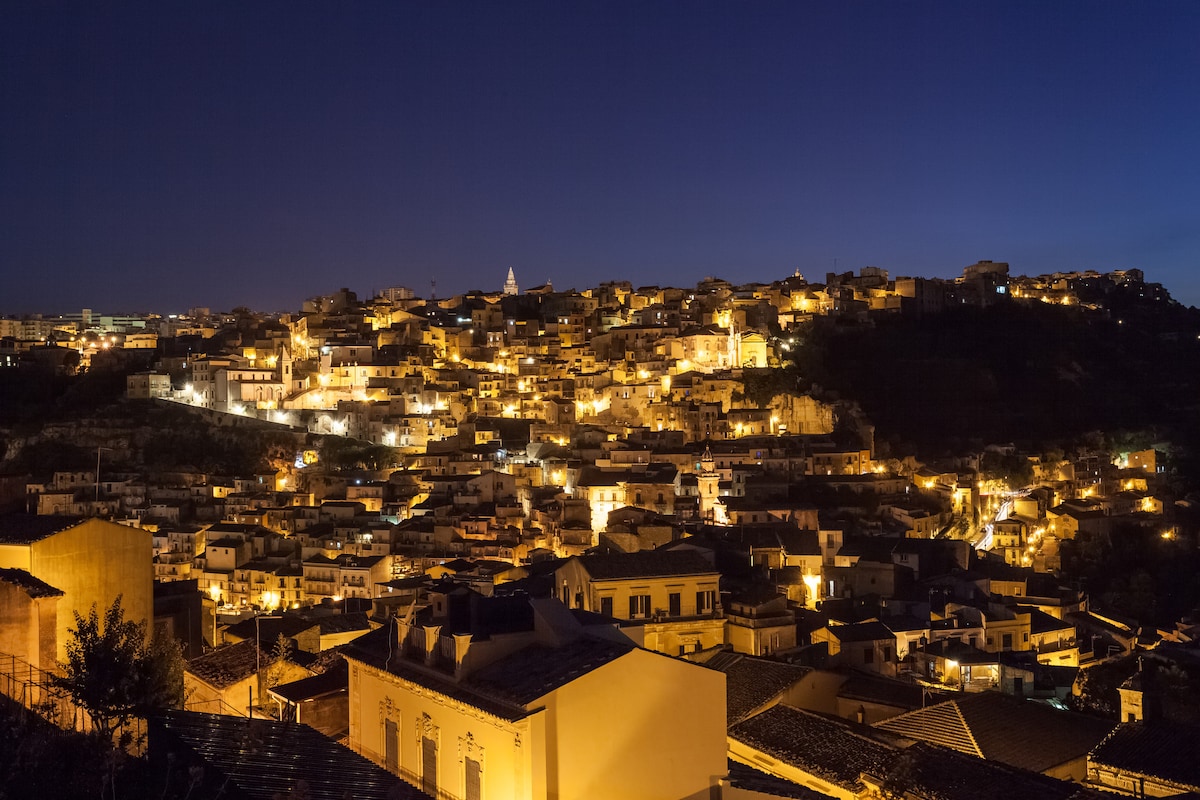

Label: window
[864,648,874,664]
[465,757,481,800]
[1002,633,1014,650]
[600,596,613,617]
[422,737,437,796]
[384,719,399,773]
[696,590,715,614]
[629,594,650,619]
[883,646,893,662]
[668,592,681,617]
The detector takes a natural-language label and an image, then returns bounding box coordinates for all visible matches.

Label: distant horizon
[0,261,1189,319]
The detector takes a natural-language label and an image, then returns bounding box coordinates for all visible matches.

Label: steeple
[503,268,519,296]
[1118,657,1162,722]
[698,443,719,523]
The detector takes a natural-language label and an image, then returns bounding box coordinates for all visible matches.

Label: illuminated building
[345,590,726,800]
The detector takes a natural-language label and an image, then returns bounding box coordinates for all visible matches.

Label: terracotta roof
[0,513,84,544]
[827,621,894,643]
[574,549,718,580]
[1089,720,1200,791]
[724,760,833,799]
[838,671,948,712]
[703,652,811,725]
[268,660,348,704]
[0,567,63,598]
[186,639,267,689]
[223,615,316,644]
[348,628,576,724]
[150,710,430,800]
[316,611,373,635]
[866,741,1111,800]
[876,692,1115,773]
[465,636,636,706]
[729,704,897,792]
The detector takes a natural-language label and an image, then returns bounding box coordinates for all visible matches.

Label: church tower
[1118,657,1162,722]
[697,444,720,523]
[503,268,519,296]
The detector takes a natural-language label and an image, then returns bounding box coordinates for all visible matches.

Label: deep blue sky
[3,1,1199,314]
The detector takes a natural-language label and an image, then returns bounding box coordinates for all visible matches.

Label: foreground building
[0,514,152,660]
[344,591,727,800]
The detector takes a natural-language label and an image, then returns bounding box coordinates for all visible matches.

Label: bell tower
[697,443,720,523]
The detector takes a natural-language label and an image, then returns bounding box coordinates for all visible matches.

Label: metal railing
[0,651,87,731]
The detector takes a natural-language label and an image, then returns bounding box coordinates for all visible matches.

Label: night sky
[4,1,1199,315]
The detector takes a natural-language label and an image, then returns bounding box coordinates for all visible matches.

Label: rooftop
[1089,720,1200,791]
[876,692,1115,773]
[0,567,63,598]
[0,513,84,544]
[149,710,430,800]
[729,704,897,792]
[574,549,718,580]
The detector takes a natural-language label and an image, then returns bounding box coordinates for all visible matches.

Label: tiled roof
[1023,606,1076,635]
[733,526,821,556]
[575,549,718,580]
[827,621,894,643]
[316,611,372,634]
[223,615,316,644]
[866,741,1108,800]
[207,536,246,548]
[186,639,266,689]
[724,759,834,799]
[0,513,84,544]
[704,652,811,725]
[268,659,348,703]
[1089,720,1200,790]
[0,567,63,598]
[729,704,897,792]
[465,636,635,706]
[345,626,637,720]
[876,692,1115,773]
[150,710,431,800]
[838,671,947,711]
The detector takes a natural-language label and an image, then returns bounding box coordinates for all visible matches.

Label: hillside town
[1,261,1198,800]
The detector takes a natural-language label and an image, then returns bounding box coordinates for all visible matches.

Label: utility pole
[94,446,112,502]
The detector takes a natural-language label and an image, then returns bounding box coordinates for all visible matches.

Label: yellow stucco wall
[21,519,153,661]
[544,648,726,800]
[0,584,59,672]
[349,644,726,800]
[349,659,540,800]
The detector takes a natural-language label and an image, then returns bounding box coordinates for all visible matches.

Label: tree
[267,633,294,689]
[55,596,184,744]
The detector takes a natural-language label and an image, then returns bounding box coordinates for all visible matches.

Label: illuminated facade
[346,594,726,800]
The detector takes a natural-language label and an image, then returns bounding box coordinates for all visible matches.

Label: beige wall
[546,648,726,800]
[349,659,539,799]
[0,519,152,661]
[349,645,726,800]
[0,583,59,672]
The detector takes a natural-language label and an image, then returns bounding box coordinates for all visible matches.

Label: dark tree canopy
[54,596,184,744]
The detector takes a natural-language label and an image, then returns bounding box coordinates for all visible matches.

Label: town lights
[801,574,821,608]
